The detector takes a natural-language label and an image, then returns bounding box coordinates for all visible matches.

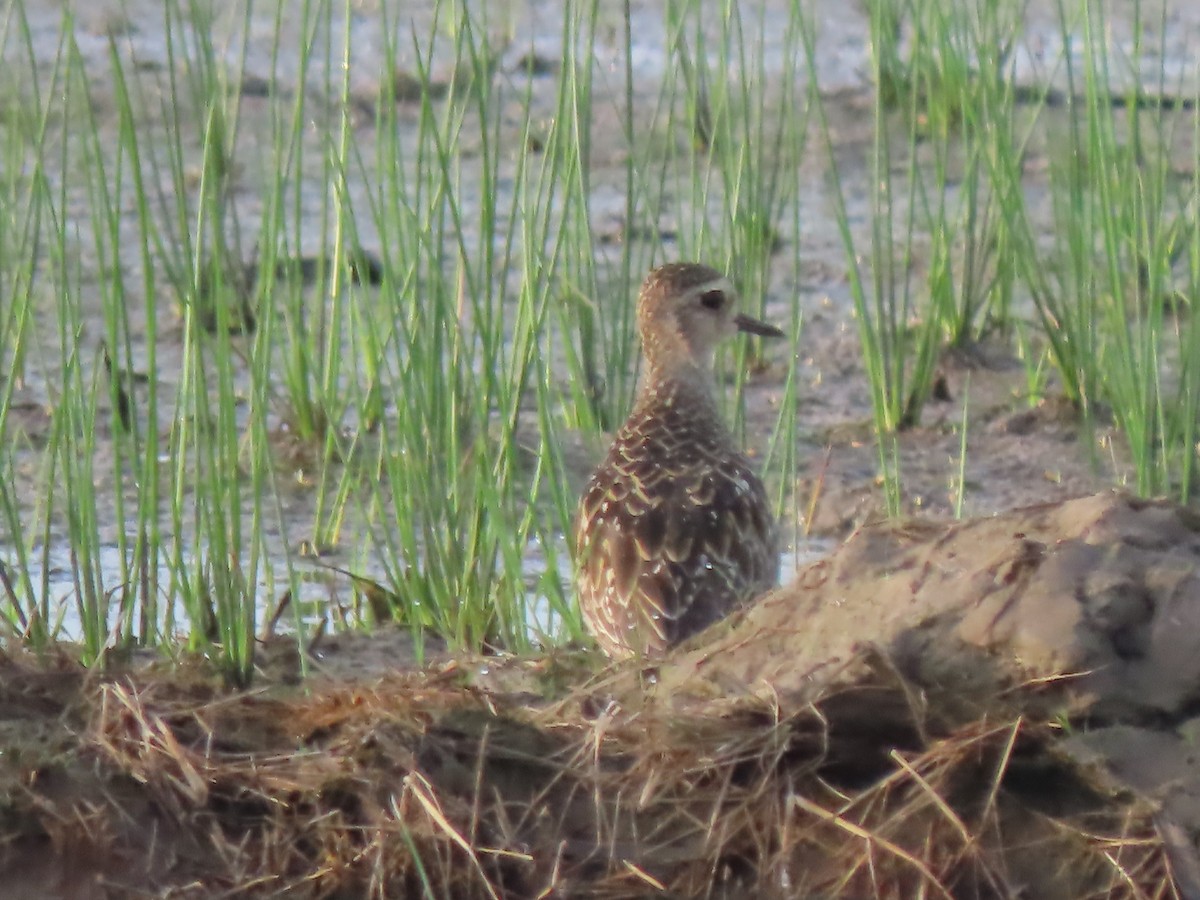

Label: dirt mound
[0,659,1169,899]
[0,493,1195,897]
[642,492,1200,714]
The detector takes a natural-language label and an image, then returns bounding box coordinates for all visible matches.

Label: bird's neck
[634,358,722,420]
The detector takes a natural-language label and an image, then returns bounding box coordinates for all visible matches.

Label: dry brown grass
[0,650,1146,898]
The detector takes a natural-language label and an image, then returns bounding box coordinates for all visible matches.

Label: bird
[575,262,784,659]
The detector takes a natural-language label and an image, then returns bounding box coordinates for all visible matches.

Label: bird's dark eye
[699,290,725,311]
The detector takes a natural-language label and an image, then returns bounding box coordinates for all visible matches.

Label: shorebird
[575,262,783,658]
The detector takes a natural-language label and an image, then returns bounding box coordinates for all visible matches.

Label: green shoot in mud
[953,372,969,519]
[834,1,1028,440]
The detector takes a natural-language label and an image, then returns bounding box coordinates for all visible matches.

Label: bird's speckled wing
[575,406,776,658]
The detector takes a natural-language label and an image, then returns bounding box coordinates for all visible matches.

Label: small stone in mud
[193,257,259,335]
[391,70,449,104]
[347,249,384,286]
[514,52,558,76]
[239,75,274,98]
[599,221,678,246]
[931,370,953,402]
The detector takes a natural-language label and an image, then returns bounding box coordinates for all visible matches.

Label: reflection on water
[778,538,833,584]
[4,541,345,643]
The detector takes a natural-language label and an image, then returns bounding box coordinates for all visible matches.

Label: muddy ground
[0,493,1195,898]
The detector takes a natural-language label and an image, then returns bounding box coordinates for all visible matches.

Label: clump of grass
[1002,1,1200,499]
[819,0,1200,510]
[0,0,606,669]
[856,0,1027,430]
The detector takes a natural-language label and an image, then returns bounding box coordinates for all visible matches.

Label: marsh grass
[834,0,1200,508]
[0,0,1196,673]
[823,0,1033,515]
[1008,0,1200,498]
[667,0,810,443]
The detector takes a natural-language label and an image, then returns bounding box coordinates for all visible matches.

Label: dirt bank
[0,493,1194,898]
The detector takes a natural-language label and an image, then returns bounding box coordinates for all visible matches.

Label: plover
[575,262,783,658]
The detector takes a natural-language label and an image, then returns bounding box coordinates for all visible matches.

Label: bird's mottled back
[575,262,783,659]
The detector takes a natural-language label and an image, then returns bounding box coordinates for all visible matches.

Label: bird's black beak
[734,313,785,338]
